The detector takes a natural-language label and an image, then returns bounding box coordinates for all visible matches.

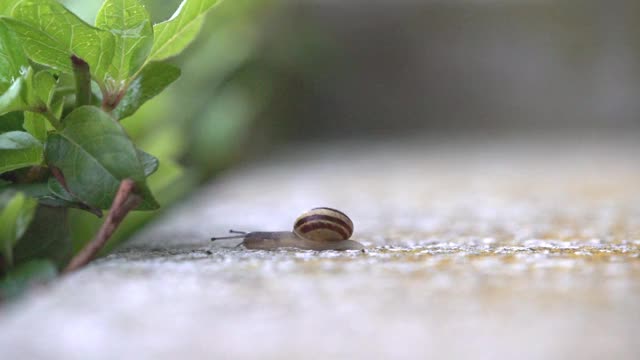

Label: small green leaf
[54,73,76,98]
[0,259,56,301]
[6,0,115,84]
[0,190,37,266]
[0,131,42,173]
[45,106,158,210]
[96,0,154,82]
[23,70,55,140]
[0,57,39,116]
[50,95,65,119]
[0,21,28,93]
[0,68,32,116]
[0,77,26,115]
[148,0,220,61]
[112,61,180,120]
[33,70,57,106]
[137,148,159,177]
[23,111,47,143]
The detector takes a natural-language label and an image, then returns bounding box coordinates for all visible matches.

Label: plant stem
[101,89,125,114]
[63,179,141,273]
[40,109,63,130]
[71,55,92,107]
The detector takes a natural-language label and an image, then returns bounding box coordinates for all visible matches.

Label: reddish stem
[101,89,126,114]
[50,167,68,189]
[63,179,141,273]
[51,167,102,217]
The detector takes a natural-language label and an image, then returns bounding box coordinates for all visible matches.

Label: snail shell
[293,207,354,242]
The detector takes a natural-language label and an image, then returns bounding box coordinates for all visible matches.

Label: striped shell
[293,207,354,242]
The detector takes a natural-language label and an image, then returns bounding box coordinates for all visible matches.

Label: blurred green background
[60,0,640,252]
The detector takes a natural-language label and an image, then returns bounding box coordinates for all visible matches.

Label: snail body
[211,207,364,251]
[242,231,364,250]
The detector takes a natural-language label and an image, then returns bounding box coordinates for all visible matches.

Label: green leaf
[96,0,154,82]
[137,148,159,177]
[0,67,34,115]
[0,0,21,16]
[0,190,37,266]
[23,111,47,143]
[23,70,55,140]
[6,0,115,84]
[0,74,28,115]
[14,206,72,268]
[8,181,102,216]
[0,21,28,93]
[0,259,56,301]
[148,0,220,61]
[44,106,159,210]
[112,61,180,120]
[50,94,65,119]
[0,131,42,173]
[33,70,57,106]
[0,111,23,132]
[0,18,69,75]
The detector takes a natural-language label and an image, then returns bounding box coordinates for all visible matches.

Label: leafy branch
[0,0,222,296]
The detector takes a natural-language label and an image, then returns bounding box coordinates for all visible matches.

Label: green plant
[0,0,221,299]
[62,0,274,258]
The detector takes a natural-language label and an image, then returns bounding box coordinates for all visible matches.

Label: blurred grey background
[64,0,640,141]
[265,0,640,139]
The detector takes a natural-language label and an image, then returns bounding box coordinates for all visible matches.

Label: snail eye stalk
[228,229,248,235]
[211,229,249,241]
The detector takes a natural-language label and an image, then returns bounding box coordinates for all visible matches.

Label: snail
[210,207,364,250]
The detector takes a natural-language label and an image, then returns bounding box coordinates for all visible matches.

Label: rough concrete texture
[1,135,639,359]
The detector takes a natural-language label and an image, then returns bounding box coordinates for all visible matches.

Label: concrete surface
[1,134,639,359]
